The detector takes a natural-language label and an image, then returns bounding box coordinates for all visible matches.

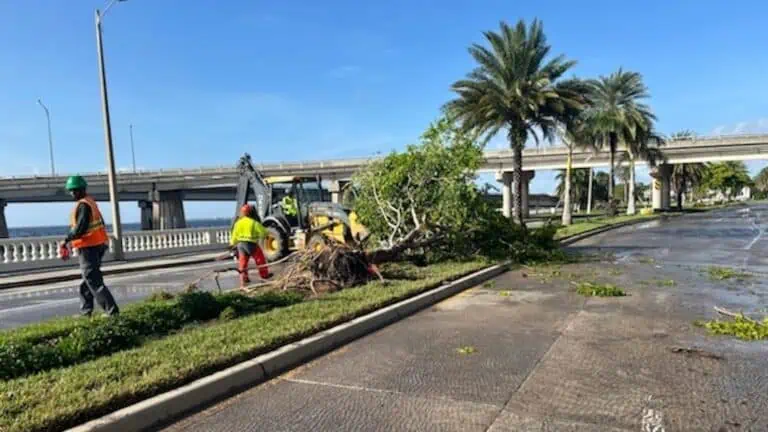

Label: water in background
[8,218,231,239]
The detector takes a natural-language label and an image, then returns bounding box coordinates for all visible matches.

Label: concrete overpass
[1,133,767,236]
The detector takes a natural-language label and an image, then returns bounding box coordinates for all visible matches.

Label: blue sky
[1,0,767,227]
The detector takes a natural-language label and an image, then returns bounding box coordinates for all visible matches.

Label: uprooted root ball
[247,243,377,295]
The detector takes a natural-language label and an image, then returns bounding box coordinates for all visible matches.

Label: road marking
[0,298,79,316]
[744,220,763,251]
[0,260,231,300]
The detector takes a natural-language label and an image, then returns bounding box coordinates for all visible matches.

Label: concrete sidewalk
[161,258,767,431]
[0,252,225,290]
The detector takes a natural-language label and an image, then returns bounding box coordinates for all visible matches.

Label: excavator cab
[233,154,368,262]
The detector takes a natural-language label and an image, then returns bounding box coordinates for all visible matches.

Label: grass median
[0,259,490,432]
[0,291,304,381]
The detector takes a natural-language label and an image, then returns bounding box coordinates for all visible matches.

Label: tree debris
[714,306,764,326]
[669,346,725,360]
[243,242,379,295]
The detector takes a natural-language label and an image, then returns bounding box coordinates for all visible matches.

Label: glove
[59,243,70,261]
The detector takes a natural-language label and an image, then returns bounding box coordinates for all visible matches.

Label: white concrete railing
[0,227,231,273]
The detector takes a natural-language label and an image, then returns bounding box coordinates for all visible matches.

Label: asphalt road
[0,258,269,329]
[160,204,768,432]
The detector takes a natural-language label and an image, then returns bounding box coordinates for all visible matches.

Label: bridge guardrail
[2,133,766,181]
[0,227,231,273]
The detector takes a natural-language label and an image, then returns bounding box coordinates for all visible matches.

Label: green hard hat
[65,175,87,191]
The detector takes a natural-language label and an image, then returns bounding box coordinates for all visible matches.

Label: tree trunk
[587,168,593,214]
[677,166,686,211]
[562,148,573,225]
[608,132,617,200]
[512,144,524,225]
[624,178,629,203]
[627,159,636,215]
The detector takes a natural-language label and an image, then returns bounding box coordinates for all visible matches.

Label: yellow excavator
[233,154,368,261]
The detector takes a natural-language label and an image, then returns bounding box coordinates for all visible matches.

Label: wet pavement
[160,204,768,432]
[0,258,278,329]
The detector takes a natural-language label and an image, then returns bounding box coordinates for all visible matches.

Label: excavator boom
[234,153,271,224]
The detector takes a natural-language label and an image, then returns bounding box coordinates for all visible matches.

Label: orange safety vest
[70,196,109,249]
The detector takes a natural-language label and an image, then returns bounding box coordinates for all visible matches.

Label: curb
[557,215,673,246]
[66,262,510,432]
[0,255,220,290]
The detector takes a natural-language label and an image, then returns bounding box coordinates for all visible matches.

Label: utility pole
[37,99,55,176]
[95,0,126,259]
[129,123,136,173]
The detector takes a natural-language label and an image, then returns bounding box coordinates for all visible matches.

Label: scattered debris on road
[669,346,725,361]
[695,306,768,341]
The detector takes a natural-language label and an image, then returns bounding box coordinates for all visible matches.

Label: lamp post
[36,99,55,176]
[95,0,127,259]
[129,123,136,173]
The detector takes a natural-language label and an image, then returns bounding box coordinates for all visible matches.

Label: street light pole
[95,5,124,259]
[129,123,136,173]
[36,99,55,176]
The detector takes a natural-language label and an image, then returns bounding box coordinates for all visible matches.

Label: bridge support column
[329,180,348,205]
[152,191,186,230]
[651,164,672,211]
[495,171,535,219]
[495,171,512,218]
[521,171,535,218]
[138,200,153,230]
[0,200,8,239]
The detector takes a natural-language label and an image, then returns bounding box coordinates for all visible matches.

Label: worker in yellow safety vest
[230,204,272,288]
[280,195,298,217]
[60,175,120,317]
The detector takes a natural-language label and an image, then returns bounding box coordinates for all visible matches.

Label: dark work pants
[78,244,120,316]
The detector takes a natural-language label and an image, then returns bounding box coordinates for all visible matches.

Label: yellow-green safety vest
[230,216,267,245]
[281,196,297,216]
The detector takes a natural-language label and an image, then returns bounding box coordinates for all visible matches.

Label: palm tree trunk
[624,178,629,203]
[608,132,617,200]
[562,148,573,225]
[587,168,593,214]
[512,144,524,225]
[677,166,687,211]
[627,159,636,215]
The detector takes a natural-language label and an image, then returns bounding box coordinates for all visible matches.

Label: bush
[423,191,564,264]
[219,306,238,321]
[177,291,221,321]
[146,291,175,302]
[0,291,304,381]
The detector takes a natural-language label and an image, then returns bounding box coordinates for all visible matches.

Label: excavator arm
[234,153,271,224]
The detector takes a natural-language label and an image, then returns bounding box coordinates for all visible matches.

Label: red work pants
[237,244,269,286]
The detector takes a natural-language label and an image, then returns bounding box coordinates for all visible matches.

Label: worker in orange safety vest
[60,175,120,317]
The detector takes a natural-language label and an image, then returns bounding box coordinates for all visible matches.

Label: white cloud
[711,118,768,135]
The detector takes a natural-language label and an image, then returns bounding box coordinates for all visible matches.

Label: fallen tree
[245,117,564,293]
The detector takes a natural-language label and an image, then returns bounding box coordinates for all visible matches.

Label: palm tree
[753,167,768,199]
[445,19,584,225]
[669,130,708,210]
[559,98,599,225]
[587,69,655,202]
[556,168,588,204]
[622,123,665,215]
